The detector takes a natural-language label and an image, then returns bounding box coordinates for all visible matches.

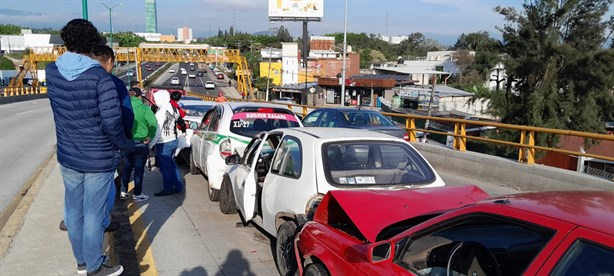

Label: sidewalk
[0,155,279,276]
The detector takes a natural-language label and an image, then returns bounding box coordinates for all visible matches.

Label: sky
[2,0,529,45]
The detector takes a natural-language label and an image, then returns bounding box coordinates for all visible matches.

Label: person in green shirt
[120,87,157,202]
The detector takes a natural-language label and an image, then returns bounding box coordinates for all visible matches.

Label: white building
[0,30,54,53]
[378,35,408,45]
[135,32,162,42]
[177,26,193,44]
[281,43,299,85]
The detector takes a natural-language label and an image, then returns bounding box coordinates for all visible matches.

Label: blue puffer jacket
[46,52,134,173]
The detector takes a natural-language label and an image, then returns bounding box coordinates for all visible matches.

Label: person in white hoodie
[151,90,185,196]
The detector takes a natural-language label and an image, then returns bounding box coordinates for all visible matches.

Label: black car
[197,71,204,77]
[302,107,415,140]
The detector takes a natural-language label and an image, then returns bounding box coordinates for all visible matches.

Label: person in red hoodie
[169,91,186,134]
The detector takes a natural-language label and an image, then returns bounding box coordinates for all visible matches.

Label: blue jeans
[60,165,113,273]
[121,143,149,195]
[156,140,184,193]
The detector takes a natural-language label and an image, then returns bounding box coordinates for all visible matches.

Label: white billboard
[269,0,323,21]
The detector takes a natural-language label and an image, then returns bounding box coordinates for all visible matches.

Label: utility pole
[265,47,273,102]
[340,0,348,106]
[82,0,89,20]
[422,75,437,143]
[302,21,309,105]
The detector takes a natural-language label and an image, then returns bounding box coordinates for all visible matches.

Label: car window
[303,110,322,127]
[243,138,262,166]
[551,240,614,276]
[343,111,395,127]
[270,136,302,179]
[229,110,300,138]
[182,104,213,117]
[398,215,555,276]
[323,142,435,186]
[199,110,216,131]
[318,111,337,127]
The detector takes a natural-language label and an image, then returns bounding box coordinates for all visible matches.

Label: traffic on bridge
[0,1,613,276]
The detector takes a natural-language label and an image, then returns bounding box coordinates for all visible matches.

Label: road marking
[15,110,34,116]
[127,197,159,276]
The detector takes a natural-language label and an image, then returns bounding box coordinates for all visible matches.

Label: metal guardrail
[187,92,614,167]
[2,87,47,97]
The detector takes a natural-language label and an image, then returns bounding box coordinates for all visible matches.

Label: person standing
[46,19,132,276]
[121,87,157,202]
[216,91,227,102]
[151,90,184,196]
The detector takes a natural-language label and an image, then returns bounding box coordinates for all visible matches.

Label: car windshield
[342,111,395,127]
[323,141,435,186]
[230,108,300,138]
[182,104,213,117]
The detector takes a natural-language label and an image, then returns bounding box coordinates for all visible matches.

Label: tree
[483,0,614,149]
[454,31,498,51]
[229,26,235,36]
[0,24,22,34]
[276,26,293,42]
[452,50,475,83]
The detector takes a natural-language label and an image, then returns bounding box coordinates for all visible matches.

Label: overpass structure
[5,45,253,97]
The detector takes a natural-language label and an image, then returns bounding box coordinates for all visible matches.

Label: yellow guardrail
[2,87,48,97]
[187,92,614,166]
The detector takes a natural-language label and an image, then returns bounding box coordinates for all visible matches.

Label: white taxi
[189,102,302,201]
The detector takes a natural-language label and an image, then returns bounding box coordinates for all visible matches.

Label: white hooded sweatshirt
[152,90,180,145]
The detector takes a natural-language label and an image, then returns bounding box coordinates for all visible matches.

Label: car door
[201,106,221,173]
[192,109,215,168]
[233,132,268,222]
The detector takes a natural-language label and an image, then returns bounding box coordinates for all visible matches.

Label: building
[281,43,299,85]
[259,47,283,86]
[310,36,335,51]
[378,35,408,45]
[538,136,614,181]
[135,32,161,42]
[145,0,158,33]
[159,34,176,43]
[0,29,56,53]
[177,26,193,44]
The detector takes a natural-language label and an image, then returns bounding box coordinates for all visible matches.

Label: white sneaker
[119,192,130,200]
[133,194,150,202]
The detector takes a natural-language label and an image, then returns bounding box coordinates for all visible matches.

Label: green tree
[110,32,146,47]
[276,26,293,42]
[483,0,614,148]
[0,24,22,34]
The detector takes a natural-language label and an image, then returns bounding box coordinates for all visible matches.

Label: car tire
[208,185,220,202]
[275,221,299,276]
[219,177,237,214]
[304,263,329,276]
[189,152,199,175]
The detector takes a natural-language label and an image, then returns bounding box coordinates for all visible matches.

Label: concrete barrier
[412,142,612,191]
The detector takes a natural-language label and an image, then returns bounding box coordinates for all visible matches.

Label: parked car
[176,99,216,162]
[295,189,614,276]
[205,81,215,89]
[170,77,180,85]
[302,107,419,140]
[271,97,296,105]
[221,127,446,274]
[189,103,303,201]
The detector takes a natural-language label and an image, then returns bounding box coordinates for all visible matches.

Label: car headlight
[305,193,324,221]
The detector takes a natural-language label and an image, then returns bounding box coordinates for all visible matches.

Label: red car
[216,73,224,79]
[294,188,614,276]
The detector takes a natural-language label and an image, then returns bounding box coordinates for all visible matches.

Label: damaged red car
[294,187,614,276]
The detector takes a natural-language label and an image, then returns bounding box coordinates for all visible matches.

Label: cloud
[200,0,266,11]
[0,9,44,17]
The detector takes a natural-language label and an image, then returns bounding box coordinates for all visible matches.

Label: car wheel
[208,185,220,202]
[219,177,237,214]
[189,151,200,175]
[275,221,299,276]
[304,263,329,276]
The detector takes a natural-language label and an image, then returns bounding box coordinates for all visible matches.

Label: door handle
[241,181,245,188]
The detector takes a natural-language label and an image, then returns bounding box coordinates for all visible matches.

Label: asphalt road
[152,62,240,98]
[0,99,56,216]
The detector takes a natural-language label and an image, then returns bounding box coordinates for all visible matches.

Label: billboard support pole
[340,0,348,106]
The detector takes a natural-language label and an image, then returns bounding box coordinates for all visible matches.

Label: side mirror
[368,241,393,263]
[225,154,241,165]
[189,122,199,130]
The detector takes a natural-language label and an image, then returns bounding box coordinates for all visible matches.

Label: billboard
[269,0,323,21]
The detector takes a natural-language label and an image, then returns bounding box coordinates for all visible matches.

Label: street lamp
[340,0,348,106]
[99,1,122,48]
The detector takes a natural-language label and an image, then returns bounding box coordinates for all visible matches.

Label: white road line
[16,110,34,116]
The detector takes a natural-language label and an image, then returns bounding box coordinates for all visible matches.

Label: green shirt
[130,96,157,141]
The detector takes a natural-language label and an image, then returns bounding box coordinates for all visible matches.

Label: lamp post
[265,47,273,102]
[82,0,89,19]
[340,0,348,106]
[99,1,122,48]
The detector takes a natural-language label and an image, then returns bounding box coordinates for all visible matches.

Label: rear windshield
[342,111,395,127]
[323,141,435,186]
[182,104,213,117]
[230,108,300,138]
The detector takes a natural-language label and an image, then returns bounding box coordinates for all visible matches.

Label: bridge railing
[188,92,614,168]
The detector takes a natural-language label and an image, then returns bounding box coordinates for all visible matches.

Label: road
[0,99,56,216]
[151,62,241,98]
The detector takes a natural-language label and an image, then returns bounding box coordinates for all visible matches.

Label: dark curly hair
[91,45,115,62]
[61,19,102,54]
[170,91,182,101]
